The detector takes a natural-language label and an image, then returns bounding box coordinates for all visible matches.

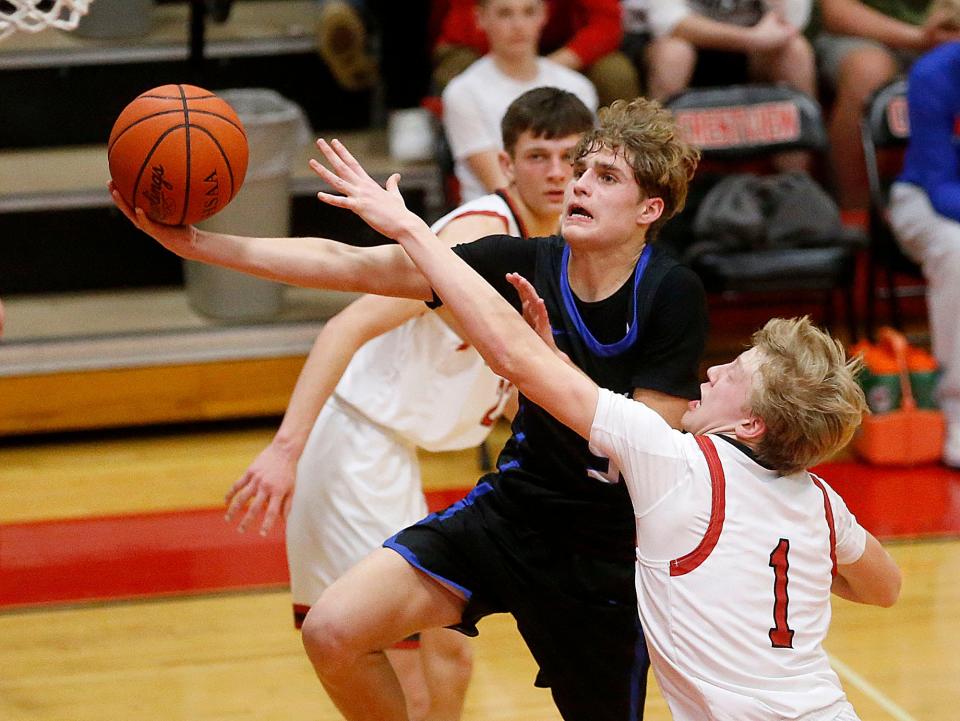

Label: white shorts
[286,395,427,611]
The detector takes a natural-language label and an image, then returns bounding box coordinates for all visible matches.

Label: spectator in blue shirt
[889,40,960,467]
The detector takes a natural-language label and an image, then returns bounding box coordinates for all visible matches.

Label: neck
[490,51,539,81]
[503,187,559,237]
[565,235,647,302]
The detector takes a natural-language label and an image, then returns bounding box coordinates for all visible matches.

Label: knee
[835,49,897,105]
[644,37,695,100]
[300,593,359,675]
[437,631,475,682]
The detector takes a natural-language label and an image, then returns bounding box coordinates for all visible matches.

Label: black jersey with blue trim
[430,234,708,559]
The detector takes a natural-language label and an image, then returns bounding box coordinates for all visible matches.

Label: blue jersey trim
[559,243,651,357]
[383,538,473,600]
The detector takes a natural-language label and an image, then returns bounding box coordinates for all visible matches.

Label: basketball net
[0,0,94,42]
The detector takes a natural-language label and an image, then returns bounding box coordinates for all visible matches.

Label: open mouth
[566,203,593,220]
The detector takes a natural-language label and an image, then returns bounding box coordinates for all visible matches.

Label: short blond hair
[749,317,867,474]
[574,97,700,240]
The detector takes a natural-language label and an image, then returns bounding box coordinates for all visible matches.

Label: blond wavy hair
[749,317,868,474]
[574,97,700,240]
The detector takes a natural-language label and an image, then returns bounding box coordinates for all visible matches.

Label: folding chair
[667,84,864,341]
[860,78,925,340]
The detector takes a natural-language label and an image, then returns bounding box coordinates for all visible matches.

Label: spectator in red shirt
[432,0,639,106]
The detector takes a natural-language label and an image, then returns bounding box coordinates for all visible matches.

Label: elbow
[877,568,902,608]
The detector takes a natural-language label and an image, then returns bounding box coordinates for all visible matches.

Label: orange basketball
[108,84,249,226]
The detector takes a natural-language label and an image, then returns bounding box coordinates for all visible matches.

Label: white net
[0,0,93,41]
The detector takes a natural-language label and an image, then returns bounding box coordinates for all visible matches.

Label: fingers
[237,489,265,534]
[330,138,367,178]
[108,185,138,225]
[259,494,285,536]
[317,189,354,209]
[385,173,402,195]
[225,476,258,523]
[316,138,359,185]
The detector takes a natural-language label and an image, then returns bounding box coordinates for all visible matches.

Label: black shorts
[384,478,649,721]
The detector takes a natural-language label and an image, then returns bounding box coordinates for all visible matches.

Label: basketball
[108,84,249,226]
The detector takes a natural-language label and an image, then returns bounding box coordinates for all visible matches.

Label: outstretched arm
[224,293,429,535]
[107,139,436,300]
[311,140,600,438]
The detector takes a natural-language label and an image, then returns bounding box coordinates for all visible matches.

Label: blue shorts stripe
[383,537,473,599]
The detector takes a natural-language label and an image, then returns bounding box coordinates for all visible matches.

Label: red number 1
[769,538,795,648]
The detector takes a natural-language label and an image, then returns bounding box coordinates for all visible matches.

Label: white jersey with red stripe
[589,389,868,721]
[333,191,520,452]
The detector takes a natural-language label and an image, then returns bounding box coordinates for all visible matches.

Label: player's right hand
[108,181,202,260]
[225,440,297,536]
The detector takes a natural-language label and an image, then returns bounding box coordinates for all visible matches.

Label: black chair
[666,84,865,341]
[860,78,925,340]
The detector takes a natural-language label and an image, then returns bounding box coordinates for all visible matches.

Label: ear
[735,414,766,443]
[636,197,664,227]
[499,149,516,184]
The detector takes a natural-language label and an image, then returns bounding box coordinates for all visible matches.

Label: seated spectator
[888,41,960,467]
[817,0,960,210]
[441,0,598,202]
[644,0,815,171]
[432,0,638,106]
[644,0,815,104]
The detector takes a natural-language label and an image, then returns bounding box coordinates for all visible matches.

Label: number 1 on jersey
[769,538,795,649]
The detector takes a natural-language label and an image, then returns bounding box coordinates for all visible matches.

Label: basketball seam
[189,125,238,201]
[178,85,192,226]
[108,109,245,156]
[131,125,187,222]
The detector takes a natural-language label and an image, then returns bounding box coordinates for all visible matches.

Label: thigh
[309,546,468,649]
[287,401,425,606]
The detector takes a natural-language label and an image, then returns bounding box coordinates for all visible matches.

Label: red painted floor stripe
[0,487,471,610]
[2,467,958,610]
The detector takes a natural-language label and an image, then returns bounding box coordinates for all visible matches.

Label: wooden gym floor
[1,418,958,721]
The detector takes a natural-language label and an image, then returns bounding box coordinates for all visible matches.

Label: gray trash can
[74,0,154,38]
[185,89,311,321]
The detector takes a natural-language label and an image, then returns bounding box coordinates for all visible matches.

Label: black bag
[687,172,846,263]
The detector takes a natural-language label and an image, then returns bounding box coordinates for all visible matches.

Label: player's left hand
[108,181,203,260]
[224,439,297,535]
[311,138,422,241]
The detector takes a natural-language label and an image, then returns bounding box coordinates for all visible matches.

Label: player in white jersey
[315,140,904,719]
[219,87,594,721]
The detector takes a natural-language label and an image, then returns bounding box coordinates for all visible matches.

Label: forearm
[560,0,623,65]
[465,151,509,194]
[821,0,923,48]
[671,14,760,52]
[190,229,433,300]
[272,295,429,460]
[271,318,361,462]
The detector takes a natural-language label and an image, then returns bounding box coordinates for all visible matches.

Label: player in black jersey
[112,97,707,721]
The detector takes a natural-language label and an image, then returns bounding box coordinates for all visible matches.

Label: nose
[706,364,720,383]
[572,169,591,195]
[548,155,568,181]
